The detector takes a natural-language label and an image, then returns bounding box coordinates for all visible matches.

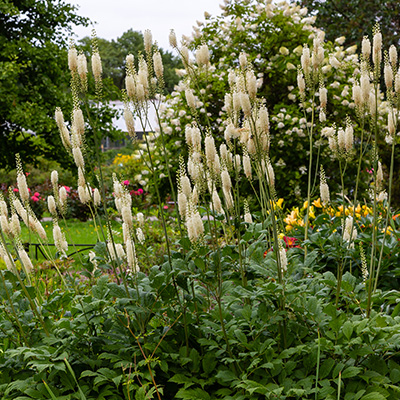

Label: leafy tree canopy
[0,0,88,170]
[296,0,400,47]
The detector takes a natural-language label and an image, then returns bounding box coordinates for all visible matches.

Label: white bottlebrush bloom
[266,161,275,187]
[0,243,16,273]
[243,153,252,179]
[93,188,101,207]
[343,215,357,243]
[124,107,136,138]
[181,175,191,198]
[169,29,177,47]
[372,30,382,67]
[337,128,345,150]
[191,126,202,151]
[301,46,311,75]
[144,29,152,53]
[136,227,145,244]
[233,92,241,114]
[51,170,58,189]
[388,112,396,136]
[59,186,67,208]
[278,244,287,273]
[47,195,57,215]
[125,75,136,99]
[135,83,145,102]
[362,37,371,60]
[153,51,164,78]
[78,167,85,187]
[78,185,90,204]
[121,205,133,228]
[352,85,362,107]
[72,147,85,169]
[239,92,252,116]
[186,209,204,243]
[53,224,67,255]
[239,52,248,69]
[244,199,252,223]
[68,45,78,72]
[376,161,383,190]
[35,219,47,242]
[360,72,370,104]
[126,239,139,272]
[246,70,257,99]
[91,52,102,82]
[136,212,144,226]
[212,190,222,213]
[205,134,216,166]
[10,214,21,236]
[344,124,354,152]
[178,192,188,219]
[395,71,400,94]
[0,200,7,217]
[180,45,189,65]
[17,173,29,203]
[389,45,398,68]
[319,87,327,108]
[77,52,88,81]
[0,215,10,236]
[19,248,34,274]
[221,169,232,192]
[185,89,196,109]
[14,199,27,225]
[297,71,305,95]
[191,185,199,205]
[195,44,210,66]
[384,63,393,89]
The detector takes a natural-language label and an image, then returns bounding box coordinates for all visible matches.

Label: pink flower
[63,186,71,193]
[163,205,169,210]
[31,196,39,202]
[33,192,40,197]
[13,188,19,192]
[123,180,130,186]
[137,188,144,195]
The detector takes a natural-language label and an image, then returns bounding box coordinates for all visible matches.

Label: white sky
[69,0,224,50]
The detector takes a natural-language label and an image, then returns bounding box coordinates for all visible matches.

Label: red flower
[13,188,19,192]
[63,186,71,193]
[123,180,130,186]
[137,188,144,195]
[31,196,39,202]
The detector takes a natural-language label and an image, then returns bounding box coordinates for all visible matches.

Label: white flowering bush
[152,0,392,206]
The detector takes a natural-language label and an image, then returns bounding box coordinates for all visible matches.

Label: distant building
[101,100,158,150]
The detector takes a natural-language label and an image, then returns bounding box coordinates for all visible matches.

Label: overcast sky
[69,0,224,50]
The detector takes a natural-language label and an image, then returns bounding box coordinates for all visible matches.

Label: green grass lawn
[19,218,123,263]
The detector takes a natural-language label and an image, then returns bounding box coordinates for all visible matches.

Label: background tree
[296,0,400,47]
[0,0,89,169]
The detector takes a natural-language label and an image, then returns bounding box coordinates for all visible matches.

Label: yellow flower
[309,206,315,219]
[276,198,284,209]
[313,198,322,208]
[302,200,308,210]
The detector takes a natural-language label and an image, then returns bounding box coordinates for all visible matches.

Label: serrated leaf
[175,387,210,399]
[216,369,237,383]
[342,321,353,340]
[360,393,386,400]
[319,358,335,379]
[341,366,362,379]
